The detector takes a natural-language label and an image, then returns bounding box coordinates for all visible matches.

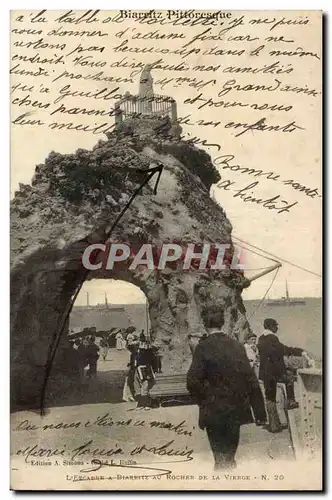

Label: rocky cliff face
[11,116,250,409]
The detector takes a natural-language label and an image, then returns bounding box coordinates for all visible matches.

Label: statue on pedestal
[139,64,154,114]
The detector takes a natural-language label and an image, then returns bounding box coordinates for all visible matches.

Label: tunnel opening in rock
[39,278,151,410]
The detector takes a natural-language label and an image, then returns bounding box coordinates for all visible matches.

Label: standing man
[86,336,100,378]
[75,338,87,380]
[258,318,311,433]
[187,306,267,470]
[79,338,89,378]
[151,340,163,374]
[136,338,156,407]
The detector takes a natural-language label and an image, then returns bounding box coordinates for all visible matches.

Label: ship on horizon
[73,291,125,311]
[266,280,306,306]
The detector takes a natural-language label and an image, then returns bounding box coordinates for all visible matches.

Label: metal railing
[114,93,177,125]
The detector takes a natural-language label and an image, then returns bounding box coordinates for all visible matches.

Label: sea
[70,298,323,361]
[244,297,322,360]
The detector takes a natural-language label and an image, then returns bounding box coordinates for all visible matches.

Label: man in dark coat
[257,318,308,432]
[187,306,267,470]
[86,335,100,378]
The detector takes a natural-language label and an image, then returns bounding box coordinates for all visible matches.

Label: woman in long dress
[116,332,124,350]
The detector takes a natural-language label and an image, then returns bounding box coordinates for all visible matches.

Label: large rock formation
[11,115,251,409]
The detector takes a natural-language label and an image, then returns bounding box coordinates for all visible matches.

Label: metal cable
[233,235,322,278]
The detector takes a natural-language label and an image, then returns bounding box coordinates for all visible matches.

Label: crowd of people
[187,306,315,471]
[63,327,163,388]
[62,333,101,380]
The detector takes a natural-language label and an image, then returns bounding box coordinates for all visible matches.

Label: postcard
[10,9,322,490]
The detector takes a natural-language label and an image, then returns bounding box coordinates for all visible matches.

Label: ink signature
[79,457,193,478]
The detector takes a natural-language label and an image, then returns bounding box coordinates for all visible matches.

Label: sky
[75,279,146,306]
